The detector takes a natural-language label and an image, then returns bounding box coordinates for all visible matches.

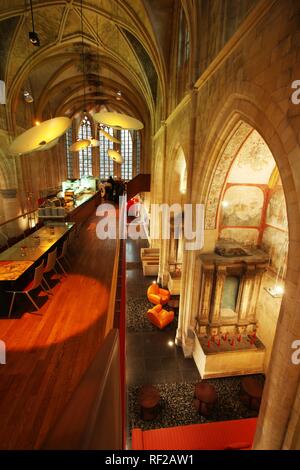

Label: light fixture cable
[80,0,87,116]
[29,0,35,33]
[28,0,40,45]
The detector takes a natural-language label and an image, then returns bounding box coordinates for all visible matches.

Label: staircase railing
[126,173,151,200]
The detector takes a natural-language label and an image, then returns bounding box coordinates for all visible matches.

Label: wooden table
[240,377,263,411]
[167,298,180,309]
[0,223,74,282]
[193,382,217,416]
[138,385,160,421]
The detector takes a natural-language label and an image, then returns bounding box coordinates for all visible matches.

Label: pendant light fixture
[70,139,91,152]
[108,149,123,164]
[28,0,40,46]
[89,13,100,148]
[99,127,121,144]
[9,117,71,155]
[70,0,91,152]
[90,138,100,147]
[9,3,72,155]
[94,110,144,131]
[36,136,60,152]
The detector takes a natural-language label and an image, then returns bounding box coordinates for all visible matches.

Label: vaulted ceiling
[0,0,176,133]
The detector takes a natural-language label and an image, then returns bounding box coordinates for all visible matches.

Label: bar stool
[43,248,59,293]
[6,260,48,317]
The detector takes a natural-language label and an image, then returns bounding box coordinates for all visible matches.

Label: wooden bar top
[0,260,34,281]
[0,222,74,281]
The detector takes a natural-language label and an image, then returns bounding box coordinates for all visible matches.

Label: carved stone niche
[197,248,269,337]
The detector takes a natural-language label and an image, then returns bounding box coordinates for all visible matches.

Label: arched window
[176,7,190,103]
[98,127,141,181]
[65,126,73,179]
[177,8,190,70]
[135,131,141,175]
[78,116,92,177]
[121,129,133,180]
[99,126,114,179]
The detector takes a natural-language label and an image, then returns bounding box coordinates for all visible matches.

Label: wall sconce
[266,284,285,298]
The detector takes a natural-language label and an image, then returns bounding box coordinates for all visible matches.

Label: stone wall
[151,0,300,449]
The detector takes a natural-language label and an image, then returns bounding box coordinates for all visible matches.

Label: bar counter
[64,191,102,224]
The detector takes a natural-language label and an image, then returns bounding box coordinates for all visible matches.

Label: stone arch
[165,142,188,204]
[174,146,187,196]
[195,90,300,449]
[204,120,253,230]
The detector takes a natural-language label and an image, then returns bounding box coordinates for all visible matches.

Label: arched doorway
[193,102,300,448]
[203,124,288,372]
[158,145,187,289]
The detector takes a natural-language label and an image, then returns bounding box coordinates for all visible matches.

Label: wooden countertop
[64,191,99,214]
[0,223,74,281]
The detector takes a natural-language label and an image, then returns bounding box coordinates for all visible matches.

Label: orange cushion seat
[132,417,257,450]
[147,304,174,329]
[147,283,170,305]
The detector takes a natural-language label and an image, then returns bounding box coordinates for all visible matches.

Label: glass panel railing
[0,210,40,250]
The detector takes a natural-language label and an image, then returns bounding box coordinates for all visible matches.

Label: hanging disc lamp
[108,149,123,164]
[9,117,71,155]
[94,111,143,131]
[36,137,60,152]
[90,138,100,147]
[70,139,90,152]
[99,128,121,144]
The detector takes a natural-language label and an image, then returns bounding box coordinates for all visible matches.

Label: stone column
[0,188,22,237]
[237,264,256,327]
[282,379,300,449]
[92,145,99,177]
[248,265,266,322]
[198,263,215,334]
[175,90,199,356]
[210,265,227,327]
[158,238,170,287]
[149,203,161,248]
[253,266,300,449]
[176,249,199,357]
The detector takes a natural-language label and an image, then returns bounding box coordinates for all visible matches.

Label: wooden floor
[0,213,117,449]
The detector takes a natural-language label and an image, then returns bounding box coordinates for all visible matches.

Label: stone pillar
[210,265,227,327]
[198,263,214,334]
[92,145,99,177]
[72,153,80,179]
[253,268,300,449]
[176,90,199,356]
[176,249,200,357]
[149,203,161,249]
[282,379,300,449]
[237,265,256,327]
[0,188,22,237]
[158,238,170,287]
[248,266,266,322]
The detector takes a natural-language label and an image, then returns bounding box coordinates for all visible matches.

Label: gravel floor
[128,375,263,436]
[127,296,178,332]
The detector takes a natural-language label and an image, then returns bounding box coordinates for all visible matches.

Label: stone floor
[125,237,264,447]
